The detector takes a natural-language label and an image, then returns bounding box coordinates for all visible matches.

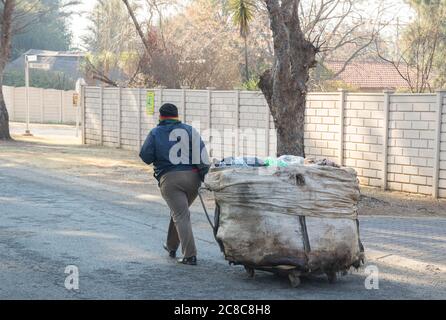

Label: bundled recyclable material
[204,161,364,279]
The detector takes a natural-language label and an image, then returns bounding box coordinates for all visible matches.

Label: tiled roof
[325,60,413,90]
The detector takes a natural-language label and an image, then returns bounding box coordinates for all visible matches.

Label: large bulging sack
[205,165,365,273]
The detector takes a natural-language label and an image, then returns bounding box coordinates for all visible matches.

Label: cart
[198,188,363,288]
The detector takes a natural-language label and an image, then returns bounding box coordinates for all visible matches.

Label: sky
[68,0,415,50]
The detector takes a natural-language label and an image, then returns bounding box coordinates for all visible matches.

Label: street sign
[29,63,50,70]
[146,91,155,116]
[27,55,38,62]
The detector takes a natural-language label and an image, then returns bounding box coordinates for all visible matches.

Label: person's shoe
[177,256,197,266]
[163,243,177,258]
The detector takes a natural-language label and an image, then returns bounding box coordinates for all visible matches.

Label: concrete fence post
[156,86,166,131]
[10,86,15,121]
[234,90,240,157]
[338,89,346,166]
[433,90,445,198]
[99,86,104,146]
[207,88,214,128]
[40,88,44,123]
[158,86,166,116]
[181,86,190,123]
[60,90,64,123]
[81,85,86,145]
[117,87,122,148]
[382,90,393,190]
[75,90,80,138]
[265,99,271,158]
[138,88,143,149]
[206,87,215,157]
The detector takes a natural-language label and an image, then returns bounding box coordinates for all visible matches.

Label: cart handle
[198,187,215,231]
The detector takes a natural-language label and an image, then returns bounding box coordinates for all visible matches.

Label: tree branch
[121,0,152,60]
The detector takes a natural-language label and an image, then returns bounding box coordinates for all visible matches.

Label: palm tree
[228,0,256,82]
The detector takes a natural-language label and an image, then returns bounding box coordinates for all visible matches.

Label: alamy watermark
[64,265,79,291]
[161,121,275,166]
[364,265,379,290]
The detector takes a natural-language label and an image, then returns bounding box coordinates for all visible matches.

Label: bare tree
[376,1,444,93]
[122,0,152,57]
[258,0,388,156]
[303,0,388,77]
[144,0,181,50]
[82,0,140,86]
[259,0,318,157]
[265,0,388,90]
[167,0,242,89]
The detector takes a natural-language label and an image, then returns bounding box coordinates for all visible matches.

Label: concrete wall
[3,85,78,124]
[386,94,437,195]
[82,86,446,198]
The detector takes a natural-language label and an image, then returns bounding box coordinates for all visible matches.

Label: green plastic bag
[264,157,288,167]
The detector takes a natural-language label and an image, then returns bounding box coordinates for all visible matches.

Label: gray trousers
[160,170,201,258]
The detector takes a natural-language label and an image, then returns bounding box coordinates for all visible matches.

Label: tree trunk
[244,36,250,82]
[0,0,15,140]
[259,0,317,157]
[0,82,11,140]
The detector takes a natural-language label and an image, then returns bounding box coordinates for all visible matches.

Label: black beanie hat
[159,103,179,118]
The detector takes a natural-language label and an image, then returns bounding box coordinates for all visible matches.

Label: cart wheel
[244,266,255,279]
[327,272,337,284]
[288,271,301,288]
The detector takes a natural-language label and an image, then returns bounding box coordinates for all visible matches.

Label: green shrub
[239,77,260,91]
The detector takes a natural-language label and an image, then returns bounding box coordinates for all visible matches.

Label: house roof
[6,49,86,79]
[325,60,412,90]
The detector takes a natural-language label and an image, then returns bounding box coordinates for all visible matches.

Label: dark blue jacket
[139,120,210,182]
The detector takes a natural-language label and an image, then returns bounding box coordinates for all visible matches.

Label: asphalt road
[0,157,445,300]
